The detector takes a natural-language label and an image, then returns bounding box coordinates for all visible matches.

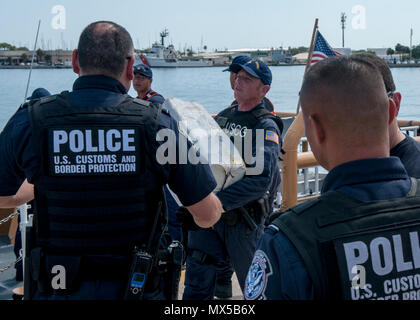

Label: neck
[326,144,389,171]
[79,70,130,91]
[137,89,149,99]
[389,122,406,149]
[237,98,262,112]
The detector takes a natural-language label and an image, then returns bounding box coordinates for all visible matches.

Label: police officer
[183,59,283,300]
[352,53,420,177]
[224,55,275,113]
[244,56,420,300]
[133,63,164,104]
[0,21,222,300]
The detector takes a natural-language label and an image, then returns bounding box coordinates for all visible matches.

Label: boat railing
[280,115,420,211]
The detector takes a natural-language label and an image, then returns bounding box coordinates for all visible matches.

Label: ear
[72,49,80,75]
[261,85,270,96]
[388,97,397,125]
[126,56,135,81]
[309,114,326,145]
[392,92,402,117]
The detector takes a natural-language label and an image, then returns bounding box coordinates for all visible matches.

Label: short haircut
[352,53,396,92]
[300,56,389,144]
[77,21,134,77]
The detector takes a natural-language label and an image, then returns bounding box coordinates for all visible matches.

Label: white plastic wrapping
[162,98,245,197]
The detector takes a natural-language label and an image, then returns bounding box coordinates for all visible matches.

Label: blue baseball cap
[231,59,272,86]
[133,63,153,78]
[223,55,252,72]
[26,88,51,100]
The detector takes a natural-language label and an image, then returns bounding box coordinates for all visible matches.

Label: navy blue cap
[223,55,252,72]
[133,63,153,78]
[26,88,51,100]
[231,59,272,86]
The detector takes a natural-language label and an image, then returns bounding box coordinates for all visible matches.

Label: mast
[160,28,169,46]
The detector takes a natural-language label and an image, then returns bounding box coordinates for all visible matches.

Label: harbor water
[1,66,420,130]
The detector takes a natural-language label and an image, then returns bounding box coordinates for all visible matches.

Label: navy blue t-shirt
[0,75,216,207]
[390,134,420,178]
[216,103,281,212]
[244,157,412,300]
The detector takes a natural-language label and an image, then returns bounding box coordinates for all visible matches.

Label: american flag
[311,30,341,65]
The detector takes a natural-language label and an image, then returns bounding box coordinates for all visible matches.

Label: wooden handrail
[398,120,420,127]
[281,112,305,210]
[297,151,317,169]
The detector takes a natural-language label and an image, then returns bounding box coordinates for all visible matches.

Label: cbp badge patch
[244,250,273,300]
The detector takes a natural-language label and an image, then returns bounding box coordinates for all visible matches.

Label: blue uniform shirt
[0,75,216,207]
[244,157,412,300]
[390,134,420,178]
[216,103,281,212]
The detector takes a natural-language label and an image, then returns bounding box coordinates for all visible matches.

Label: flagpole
[281,18,319,211]
[295,18,318,114]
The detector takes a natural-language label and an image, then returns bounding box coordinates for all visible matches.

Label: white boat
[135,29,213,68]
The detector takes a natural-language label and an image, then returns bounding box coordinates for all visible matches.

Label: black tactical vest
[214,104,283,159]
[28,92,166,256]
[271,178,420,300]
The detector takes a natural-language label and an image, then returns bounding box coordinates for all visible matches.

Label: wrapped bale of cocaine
[162,98,245,203]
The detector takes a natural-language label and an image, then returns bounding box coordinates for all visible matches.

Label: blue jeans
[182,217,263,300]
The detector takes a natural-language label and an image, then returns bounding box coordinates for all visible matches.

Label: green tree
[411,45,420,60]
[0,42,15,50]
[395,43,410,54]
[45,54,52,64]
[21,53,28,63]
[387,48,395,55]
[36,48,45,62]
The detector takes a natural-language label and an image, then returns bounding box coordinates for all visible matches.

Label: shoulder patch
[244,249,273,300]
[265,130,279,144]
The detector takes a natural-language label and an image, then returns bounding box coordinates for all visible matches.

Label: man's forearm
[0,180,34,208]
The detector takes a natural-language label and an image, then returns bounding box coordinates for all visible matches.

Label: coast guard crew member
[0,21,222,300]
[133,63,165,104]
[183,59,283,299]
[245,56,420,300]
[352,53,420,178]
[224,55,275,113]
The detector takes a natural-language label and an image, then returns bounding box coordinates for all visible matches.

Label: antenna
[341,12,347,48]
[410,28,413,61]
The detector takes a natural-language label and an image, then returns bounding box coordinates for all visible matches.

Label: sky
[0,0,419,52]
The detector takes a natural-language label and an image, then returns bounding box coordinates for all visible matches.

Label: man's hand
[185,193,223,228]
